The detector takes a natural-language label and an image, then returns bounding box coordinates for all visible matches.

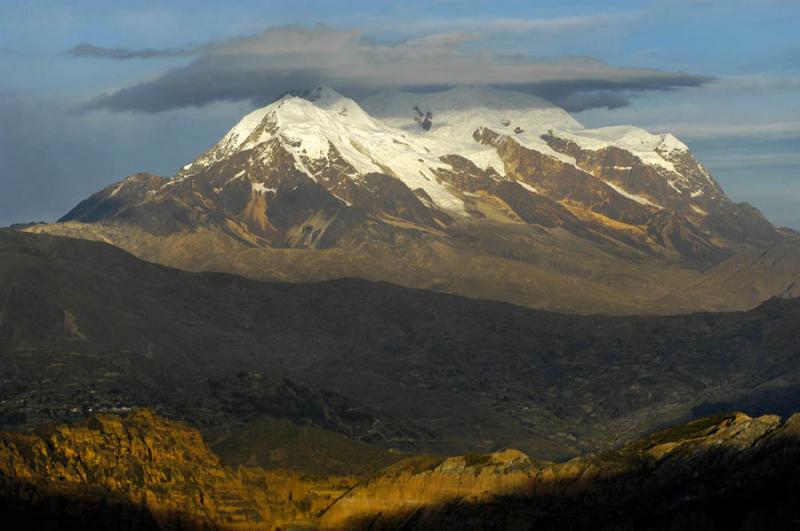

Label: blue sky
[1,0,798,227]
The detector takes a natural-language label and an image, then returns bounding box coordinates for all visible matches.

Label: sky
[0,0,798,228]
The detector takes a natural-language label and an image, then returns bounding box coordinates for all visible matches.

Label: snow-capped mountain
[179,85,470,214]
[363,86,725,210]
[173,85,726,219]
[34,85,793,314]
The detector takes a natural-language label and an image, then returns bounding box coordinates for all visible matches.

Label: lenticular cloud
[78,25,710,113]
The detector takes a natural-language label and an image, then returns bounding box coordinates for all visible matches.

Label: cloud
[76,24,710,113]
[67,44,189,60]
[704,74,800,91]
[532,90,631,112]
[647,121,800,139]
[700,152,800,169]
[390,11,642,36]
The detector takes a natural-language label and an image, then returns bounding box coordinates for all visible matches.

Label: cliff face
[2,410,800,530]
[0,410,355,530]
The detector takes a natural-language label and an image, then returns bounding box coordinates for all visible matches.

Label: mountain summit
[31,85,797,314]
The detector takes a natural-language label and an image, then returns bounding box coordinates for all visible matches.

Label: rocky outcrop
[0,410,355,530]
[320,412,800,530]
[2,410,800,530]
[60,173,169,225]
[475,127,656,227]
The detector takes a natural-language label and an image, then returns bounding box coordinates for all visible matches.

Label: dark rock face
[541,133,723,204]
[540,131,784,254]
[490,180,585,231]
[476,127,656,226]
[413,105,433,131]
[60,173,169,224]
[646,209,728,264]
[347,172,441,228]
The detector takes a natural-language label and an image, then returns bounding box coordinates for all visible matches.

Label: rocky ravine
[1,410,800,530]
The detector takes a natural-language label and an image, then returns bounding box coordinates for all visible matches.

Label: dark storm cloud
[511,75,715,111]
[541,90,631,112]
[0,90,83,225]
[0,89,245,227]
[76,25,711,113]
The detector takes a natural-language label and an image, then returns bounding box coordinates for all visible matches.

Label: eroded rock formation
[2,410,800,530]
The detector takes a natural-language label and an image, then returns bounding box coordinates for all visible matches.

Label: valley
[3,230,800,461]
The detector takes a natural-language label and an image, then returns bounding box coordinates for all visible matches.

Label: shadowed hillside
[2,229,800,459]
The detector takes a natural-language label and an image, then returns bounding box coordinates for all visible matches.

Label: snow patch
[517,181,540,194]
[108,181,126,198]
[252,182,276,194]
[225,170,247,185]
[603,181,660,208]
[666,179,683,193]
